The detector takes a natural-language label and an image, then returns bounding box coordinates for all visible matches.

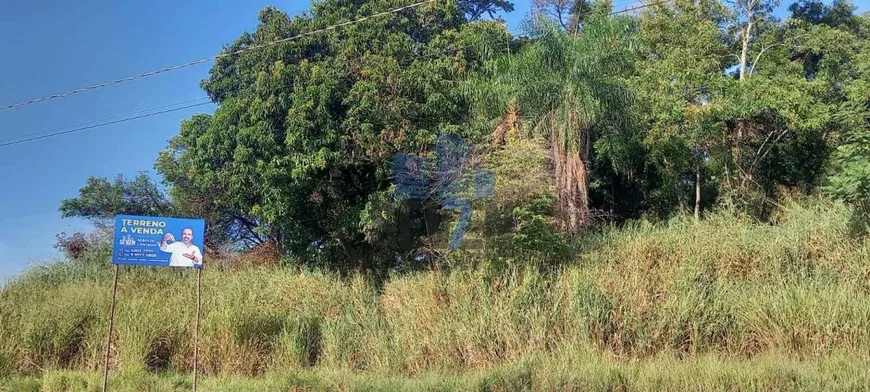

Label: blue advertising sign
[113,215,206,268]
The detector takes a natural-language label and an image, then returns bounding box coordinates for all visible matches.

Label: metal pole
[102,264,120,392]
[193,267,202,392]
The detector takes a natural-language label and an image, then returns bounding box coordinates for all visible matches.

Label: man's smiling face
[182,229,193,245]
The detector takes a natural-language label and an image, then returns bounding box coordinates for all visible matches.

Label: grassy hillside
[4,199,870,391]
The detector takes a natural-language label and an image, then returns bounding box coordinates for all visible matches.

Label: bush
[476,135,571,258]
[53,231,104,262]
[227,242,281,270]
[827,132,870,236]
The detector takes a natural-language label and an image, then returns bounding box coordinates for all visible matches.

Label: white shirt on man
[160,242,203,267]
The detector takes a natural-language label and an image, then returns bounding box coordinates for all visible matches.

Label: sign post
[193,267,202,392]
[101,264,119,392]
[106,215,206,391]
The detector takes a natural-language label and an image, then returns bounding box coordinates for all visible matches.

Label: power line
[0,0,436,112]
[0,101,211,148]
[610,0,672,15]
[0,0,664,113]
[0,0,672,148]
[0,97,210,144]
[612,0,644,12]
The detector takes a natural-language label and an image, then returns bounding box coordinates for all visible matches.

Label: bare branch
[748,33,812,77]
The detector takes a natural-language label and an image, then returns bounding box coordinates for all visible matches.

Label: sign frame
[112,215,206,268]
[103,214,207,392]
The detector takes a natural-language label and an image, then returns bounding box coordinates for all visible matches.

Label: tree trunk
[738,3,754,81]
[739,22,751,80]
[552,127,590,234]
[492,106,518,150]
[728,120,744,184]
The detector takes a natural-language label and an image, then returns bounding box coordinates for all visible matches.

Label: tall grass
[2,198,870,388]
[4,352,870,391]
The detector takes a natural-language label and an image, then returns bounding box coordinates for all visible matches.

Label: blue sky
[0,0,865,282]
[0,0,531,283]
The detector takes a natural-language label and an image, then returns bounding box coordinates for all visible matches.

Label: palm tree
[468,13,637,233]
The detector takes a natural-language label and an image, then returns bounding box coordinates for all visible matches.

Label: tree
[460,0,515,21]
[60,173,172,229]
[690,0,861,216]
[60,172,245,250]
[629,0,859,220]
[470,11,639,233]
[826,11,870,231]
[532,0,594,31]
[155,114,268,250]
[632,0,730,220]
[54,231,103,261]
[160,0,512,271]
[732,0,779,81]
[789,0,859,29]
[828,132,870,232]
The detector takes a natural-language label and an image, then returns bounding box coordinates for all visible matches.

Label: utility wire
[0,0,664,113]
[611,0,660,14]
[609,0,640,14]
[0,0,673,148]
[0,102,211,148]
[611,0,672,14]
[0,0,436,112]
[0,97,211,144]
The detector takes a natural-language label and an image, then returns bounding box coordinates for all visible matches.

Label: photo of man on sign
[159,228,203,267]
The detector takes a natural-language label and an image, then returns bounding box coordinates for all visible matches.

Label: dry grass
[2,199,870,390]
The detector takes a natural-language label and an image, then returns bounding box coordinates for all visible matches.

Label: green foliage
[59,173,172,227]
[55,0,870,268]
[631,0,730,217]
[25,2,870,389]
[789,0,859,28]
[827,133,870,233]
[822,11,870,233]
[157,0,513,271]
[477,134,568,257]
[469,11,641,232]
[509,196,567,253]
[622,0,870,221]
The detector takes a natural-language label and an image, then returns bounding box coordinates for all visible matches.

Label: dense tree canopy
[61,0,870,272]
[469,12,640,232]
[156,0,512,270]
